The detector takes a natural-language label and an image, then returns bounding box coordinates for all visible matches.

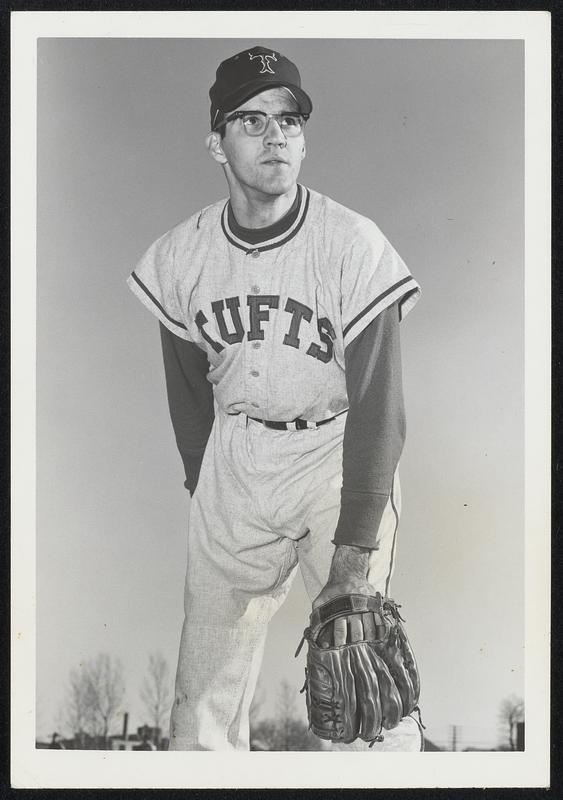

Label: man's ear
[301,141,306,160]
[205,132,228,165]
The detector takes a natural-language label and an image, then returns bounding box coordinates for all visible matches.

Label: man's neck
[228,184,298,229]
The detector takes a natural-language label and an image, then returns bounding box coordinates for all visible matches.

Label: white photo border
[11,9,551,789]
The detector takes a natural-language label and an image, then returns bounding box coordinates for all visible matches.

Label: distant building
[36,732,102,750]
[36,718,166,751]
[108,734,141,751]
[110,726,163,751]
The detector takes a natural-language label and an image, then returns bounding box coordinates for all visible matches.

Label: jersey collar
[221,185,310,254]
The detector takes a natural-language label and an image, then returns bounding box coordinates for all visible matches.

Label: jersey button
[252,342,261,349]
[251,285,260,294]
[250,370,260,377]
[250,250,260,259]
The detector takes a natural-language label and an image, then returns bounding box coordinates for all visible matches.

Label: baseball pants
[168,409,402,751]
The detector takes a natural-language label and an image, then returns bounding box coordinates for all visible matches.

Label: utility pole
[516,721,525,751]
[451,724,459,752]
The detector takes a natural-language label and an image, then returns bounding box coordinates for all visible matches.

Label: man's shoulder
[151,198,227,250]
[306,187,383,242]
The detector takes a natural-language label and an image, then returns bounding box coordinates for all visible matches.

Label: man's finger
[348,614,363,643]
[317,622,332,649]
[362,612,377,640]
[333,618,347,646]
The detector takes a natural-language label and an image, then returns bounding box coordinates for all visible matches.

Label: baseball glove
[295,593,421,746]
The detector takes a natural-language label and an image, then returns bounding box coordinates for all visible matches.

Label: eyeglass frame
[213,109,309,136]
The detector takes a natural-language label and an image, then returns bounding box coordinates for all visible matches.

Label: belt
[248,410,346,431]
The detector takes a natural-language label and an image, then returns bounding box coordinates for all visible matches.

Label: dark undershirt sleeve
[159,322,215,495]
[332,301,406,549]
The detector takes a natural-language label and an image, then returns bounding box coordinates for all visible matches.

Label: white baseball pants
[168,410,402,751]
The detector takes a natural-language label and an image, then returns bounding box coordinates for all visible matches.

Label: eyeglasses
[215,110,308,137]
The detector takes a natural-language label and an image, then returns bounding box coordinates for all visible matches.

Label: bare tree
[140,652,172,743]
[64,664,91,746]
[62,654,126,748]
[83,653,126,746]
[276,679,298,751]
[250,679,320,751]
[498,694,524,751]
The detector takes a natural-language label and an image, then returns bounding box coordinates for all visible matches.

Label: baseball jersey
[128,186,420,424]
[159,304,405,549]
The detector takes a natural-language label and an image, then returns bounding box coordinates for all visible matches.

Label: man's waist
[246,409,348,431]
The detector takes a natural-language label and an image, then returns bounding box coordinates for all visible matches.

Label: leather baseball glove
[295,593,421,746]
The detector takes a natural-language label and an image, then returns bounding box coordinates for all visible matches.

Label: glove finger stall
[350,643,383,742]
[397,621,421,704]
[366,646,403,730]
[306,644,360,744]
[372,628,417,716]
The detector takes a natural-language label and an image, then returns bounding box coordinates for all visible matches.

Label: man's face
[215,87,306,198]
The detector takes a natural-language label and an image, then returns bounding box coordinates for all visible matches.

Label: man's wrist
[328,544,371,583]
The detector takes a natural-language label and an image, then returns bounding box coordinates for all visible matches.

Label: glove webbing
[295,593,390,657]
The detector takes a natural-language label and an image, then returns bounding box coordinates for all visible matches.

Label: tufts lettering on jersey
[283,299,313,349]
[195,293,336,363]
[307,318,336,364]
[247,295,280,342]
[127,188,421,419]
[211,297,245,345]
[195,310,224,354]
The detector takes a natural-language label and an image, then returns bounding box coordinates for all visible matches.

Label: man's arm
[159,322,215,495]
[313,302,406,645]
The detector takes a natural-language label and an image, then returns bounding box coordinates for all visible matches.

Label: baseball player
[128,45,421,751]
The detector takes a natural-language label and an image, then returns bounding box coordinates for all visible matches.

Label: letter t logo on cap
[249,52,278,74]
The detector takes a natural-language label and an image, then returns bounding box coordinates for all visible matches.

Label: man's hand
[313,544,376,648]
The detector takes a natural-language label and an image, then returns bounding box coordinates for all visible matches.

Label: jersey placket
[242,247,275,416]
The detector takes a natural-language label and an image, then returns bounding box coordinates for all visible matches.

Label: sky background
[35,37,524,751]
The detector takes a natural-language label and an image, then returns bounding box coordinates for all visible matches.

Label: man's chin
[258,178,298,198]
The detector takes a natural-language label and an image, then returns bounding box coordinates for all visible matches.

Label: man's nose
[263,117,287,146]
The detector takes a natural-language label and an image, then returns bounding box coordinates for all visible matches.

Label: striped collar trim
[221,185,310,253]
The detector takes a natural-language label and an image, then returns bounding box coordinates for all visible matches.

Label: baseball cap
[209,45,313,130]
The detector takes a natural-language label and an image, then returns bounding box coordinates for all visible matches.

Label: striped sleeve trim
[343,276,413,338]
[398,286,419,322]
[343,276,420,346]
[128,271,187,332]
[385,476,401,596]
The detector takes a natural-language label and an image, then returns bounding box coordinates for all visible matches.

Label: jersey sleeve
[341,218,420,349]
[159,323,214,495]
[127,232,190,341]
[333,302,405,549]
